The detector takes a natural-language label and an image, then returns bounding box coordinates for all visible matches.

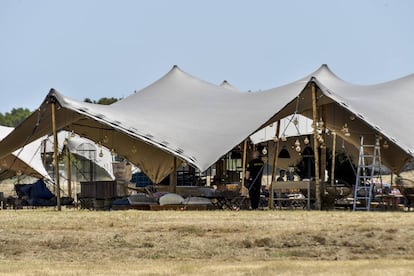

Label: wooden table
[375,194,405,211]
[271,181,315,210]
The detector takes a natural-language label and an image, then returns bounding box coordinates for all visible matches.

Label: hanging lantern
[293,117,299,126]
[383,140,389,149]
[278,146,290,158]
[317,118,324,131]
[303,136,310,145]
[98,149,104,158]
[103,135,109,144]
[341,123,350,137]
[294,139,301,147]
[295,145,301,153]
[262,147,268,155]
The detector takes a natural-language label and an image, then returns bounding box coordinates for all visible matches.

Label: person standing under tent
[245,150,264,210]
[277,169,286,182]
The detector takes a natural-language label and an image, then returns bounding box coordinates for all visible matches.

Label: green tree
[83,97,119,105]
[0,108,32,127]
[96,97,119,105]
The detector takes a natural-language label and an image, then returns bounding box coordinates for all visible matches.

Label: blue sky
[1,0,413,113]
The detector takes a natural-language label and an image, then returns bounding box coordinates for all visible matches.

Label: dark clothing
[246,158,264,209]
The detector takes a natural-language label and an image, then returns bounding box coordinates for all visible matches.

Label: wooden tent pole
[320,106,327,201]
[241,140,248,196]
[51,101,61,211]
[169,157,177,193]
[65,139,72,198]
[330,131,337,186]
[269,121,281,208]
[311,82,321,210]
[271,121,281,182]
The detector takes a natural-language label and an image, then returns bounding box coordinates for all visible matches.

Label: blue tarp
[15,179,56,206]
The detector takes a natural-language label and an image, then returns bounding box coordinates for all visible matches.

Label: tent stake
[311,82,321,210]
[269,120,281,209]
[51,101,61,211]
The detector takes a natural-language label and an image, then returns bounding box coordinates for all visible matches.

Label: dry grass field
[0,209,414,275]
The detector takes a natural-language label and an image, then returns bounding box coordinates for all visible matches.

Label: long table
[271,180,315,210]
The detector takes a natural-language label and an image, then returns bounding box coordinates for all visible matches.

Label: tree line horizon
[0,97,120,127]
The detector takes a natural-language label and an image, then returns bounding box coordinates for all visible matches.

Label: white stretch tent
[42,131,115,180]
[0,126,51,181]
[250,115,313,145]
[0,64,413,184]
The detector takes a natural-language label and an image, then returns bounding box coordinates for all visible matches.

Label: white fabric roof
[0,64,412,183]
[0,126,51,180]
[43,131,114,179]
[250,115,313,144]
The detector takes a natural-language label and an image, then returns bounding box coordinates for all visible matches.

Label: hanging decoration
[278,146,291,159]
[294,139,301,153]
[341,123,351,137]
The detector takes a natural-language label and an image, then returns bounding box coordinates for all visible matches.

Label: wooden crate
[80,181,117,199]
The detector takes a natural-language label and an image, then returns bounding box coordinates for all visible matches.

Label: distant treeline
[0,108,32,127]
[0,97,120,127]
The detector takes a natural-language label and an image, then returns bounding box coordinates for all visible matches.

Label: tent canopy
[0,126,51,181]
[0,65,412,183]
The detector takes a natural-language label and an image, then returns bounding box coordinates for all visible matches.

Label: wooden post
[269,121,281,208]
[320,106,327,204]
[241,140,248,196]
[43,139,47,168]
[51,101,61,211]
[311,82,321,210]
[65,140,72,198]
[330,131,337,186]
[169,157,177,193]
